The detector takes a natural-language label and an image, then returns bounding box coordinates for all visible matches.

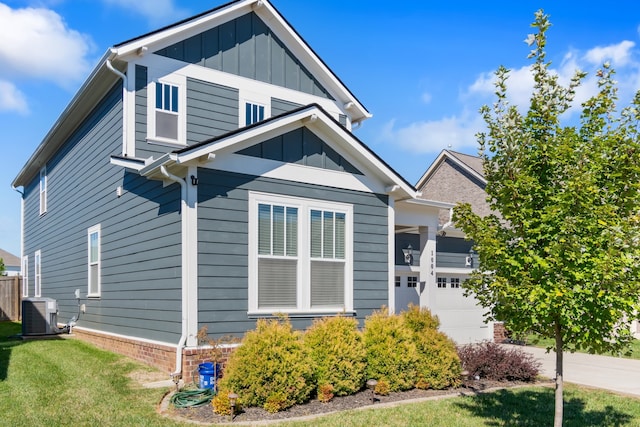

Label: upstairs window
[245,102,265,125]
[407,276,418,288]
[39,167,47,215]
[156,82,179,140]
[147,76,185,146]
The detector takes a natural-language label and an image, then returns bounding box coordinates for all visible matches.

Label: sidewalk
[504,344,640,397]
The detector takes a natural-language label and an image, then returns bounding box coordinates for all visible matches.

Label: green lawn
[525,334,640,360]
[2,321,640,426]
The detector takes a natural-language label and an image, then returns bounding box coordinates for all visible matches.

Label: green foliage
[211,390,242,416]
[304,315,366,396]
[216,317,315,412]
[453,10,640,358]
[363,308,418,392]
[402,305,462,389]
[0,258,4,275]
[374,378,390,396]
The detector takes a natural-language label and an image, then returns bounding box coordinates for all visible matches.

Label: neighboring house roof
[415,149,485,190]
[112,103,418,199]
[0,249,20,269]
[12,0,371,189]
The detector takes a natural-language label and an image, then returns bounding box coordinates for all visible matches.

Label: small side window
[88,225,101,297]
[39,167,47,215]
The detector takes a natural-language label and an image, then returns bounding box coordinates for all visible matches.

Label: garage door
[430,274,492,343]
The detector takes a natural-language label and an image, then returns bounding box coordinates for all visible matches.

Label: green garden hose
[170,387,216,408]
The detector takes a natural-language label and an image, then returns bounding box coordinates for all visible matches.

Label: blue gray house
[12,0,451,375]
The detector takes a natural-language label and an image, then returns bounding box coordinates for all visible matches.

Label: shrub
[216,317,315,412]
[402,305,462,389]
[374,378,390,396]
[457,341,540,382]
[363,308,418,391]
[211,391,242,416]
[304,316,366,396]
[317,383,334,403]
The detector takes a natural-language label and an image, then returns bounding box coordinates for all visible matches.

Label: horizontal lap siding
[22,83,182,344]
[197,169,389,338]
[187,78,239,144]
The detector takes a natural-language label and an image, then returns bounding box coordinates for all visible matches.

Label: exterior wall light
[402,244,413,265]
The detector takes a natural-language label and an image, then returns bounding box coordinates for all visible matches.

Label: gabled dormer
[108,0,371,161]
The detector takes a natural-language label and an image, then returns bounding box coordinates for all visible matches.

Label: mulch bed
[163,378,549,425]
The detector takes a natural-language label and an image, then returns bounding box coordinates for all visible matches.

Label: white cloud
[0,4,94,87]
[102,0,189,25]
[0,80,28,114]
[380,113,485,155]
[585,40,635,66]
[421,92,432,104]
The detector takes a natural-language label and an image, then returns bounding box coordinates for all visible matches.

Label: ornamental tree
[454,10,640,427]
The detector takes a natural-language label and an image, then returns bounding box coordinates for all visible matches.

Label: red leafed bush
[457,342,540,382]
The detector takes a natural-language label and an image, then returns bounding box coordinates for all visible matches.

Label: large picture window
[249,192,353,314]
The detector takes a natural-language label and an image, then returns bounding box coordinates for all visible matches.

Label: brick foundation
[493,321,509,343]
[71,328,232,380]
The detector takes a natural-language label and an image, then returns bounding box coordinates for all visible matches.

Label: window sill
[248,310,356,319]
[146,137,186,148]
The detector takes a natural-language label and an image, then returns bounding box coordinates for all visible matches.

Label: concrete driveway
[504,344,640,397]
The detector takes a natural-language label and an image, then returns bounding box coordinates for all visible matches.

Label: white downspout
[105,58,129,157]
[160,165,188,379]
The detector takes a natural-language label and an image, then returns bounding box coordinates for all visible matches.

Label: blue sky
[2,0,640,257]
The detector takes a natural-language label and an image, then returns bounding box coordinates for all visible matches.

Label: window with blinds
[310,210,345,307]
[257,204,298,308]
[249,192,353,314]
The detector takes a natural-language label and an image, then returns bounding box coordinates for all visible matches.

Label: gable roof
[415,149,486,190]
[120,104,416,199]
[0,249,20,268]
[13,0,371,189]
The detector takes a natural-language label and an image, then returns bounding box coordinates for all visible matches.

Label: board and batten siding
[197,168,389,338]
[22,82,183,344]
[155,12,332,100]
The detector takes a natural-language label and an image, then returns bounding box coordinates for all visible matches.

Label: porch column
[418,226,436,308]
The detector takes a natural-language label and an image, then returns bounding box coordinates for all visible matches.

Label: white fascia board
[255,1,370,123]
[435,267,474,275]
[112,1,253,60]
[109,156,145,171]
[398,198,455,210]
[204,152,387,194]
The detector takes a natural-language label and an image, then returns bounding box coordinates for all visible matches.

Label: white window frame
[34,250,41,297]
[407,276,418,288]
[39,167,47,215]
[147,74,186,146]
[451,277,461,289]
[22,256,28,297]
[88,224,101,297]
[248,192,353,314]
[437,277,447,289]
[239,92,270,127]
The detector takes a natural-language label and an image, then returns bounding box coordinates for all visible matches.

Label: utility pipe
[160,165,188,380]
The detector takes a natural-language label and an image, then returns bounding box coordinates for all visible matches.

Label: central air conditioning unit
[22,297,59,336]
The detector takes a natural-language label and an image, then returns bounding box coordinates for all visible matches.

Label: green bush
[216,317,315,412]
[363,308,418,391]
[402,305,461,389]
[304,315,366,396]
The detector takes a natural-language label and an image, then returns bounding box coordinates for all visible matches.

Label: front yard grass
[2,320,640,426]
[526,333,640,360]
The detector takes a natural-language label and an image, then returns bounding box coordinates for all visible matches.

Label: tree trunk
[554,321,563,427]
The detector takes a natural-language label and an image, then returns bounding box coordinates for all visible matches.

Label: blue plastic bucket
[198,362,215,389]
